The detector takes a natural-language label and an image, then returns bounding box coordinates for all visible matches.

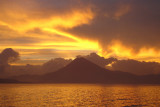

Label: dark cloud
[42,58,72,74]
[0,48,19,65]
[77,53,117,68]
[0,48,19,73]
[111,59,160,75]
[66,0,160,53]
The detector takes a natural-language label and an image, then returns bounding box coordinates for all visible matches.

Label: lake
[0,84,160,107]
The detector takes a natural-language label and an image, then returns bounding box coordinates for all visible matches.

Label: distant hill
[9,57,160,84]
[40,57,139,83]
[0,78,20,83]
[11,74,40,83]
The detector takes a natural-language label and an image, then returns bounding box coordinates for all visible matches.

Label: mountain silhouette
[8,57,160,84]
[40,57,138,83]
[0,78,20,83]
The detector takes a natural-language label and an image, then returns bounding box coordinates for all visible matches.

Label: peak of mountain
[70,57,93,64]
[60,57,110,73]
[41,57,137,83]
[67,57,98,66]
[66,57,108,71]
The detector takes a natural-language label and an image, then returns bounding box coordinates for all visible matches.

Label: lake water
[0,84,160,107]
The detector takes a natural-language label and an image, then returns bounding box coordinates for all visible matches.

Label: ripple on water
[0,84,160,107]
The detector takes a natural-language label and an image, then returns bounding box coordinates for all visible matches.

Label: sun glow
[98,40,160,62]
[41,28,99,50]
[1,1,160,65]
[0,9,94,33]
[0,7,99,63]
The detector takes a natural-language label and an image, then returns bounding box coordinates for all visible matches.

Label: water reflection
[0,84,160,107]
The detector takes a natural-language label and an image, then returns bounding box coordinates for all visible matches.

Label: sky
[0,0,160,65]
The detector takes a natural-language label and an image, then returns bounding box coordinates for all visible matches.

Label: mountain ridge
[40,57,138,83]
[7,57,160,84]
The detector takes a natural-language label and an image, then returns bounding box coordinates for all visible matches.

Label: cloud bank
[66,0,160,61]
[0,0,160,64]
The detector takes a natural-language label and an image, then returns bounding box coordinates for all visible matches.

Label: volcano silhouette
[41,57,137,83]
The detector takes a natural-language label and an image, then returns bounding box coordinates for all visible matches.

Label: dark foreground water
[0,84,160,107]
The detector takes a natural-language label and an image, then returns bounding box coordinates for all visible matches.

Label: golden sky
[0,0,160,65]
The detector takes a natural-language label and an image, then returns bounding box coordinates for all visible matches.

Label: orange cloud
[0,1,98,60]
[1,0,160,65]
[1,9,94,32]
[98,40,160,62]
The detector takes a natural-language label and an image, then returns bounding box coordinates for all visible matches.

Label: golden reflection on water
[0,84,160,107]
